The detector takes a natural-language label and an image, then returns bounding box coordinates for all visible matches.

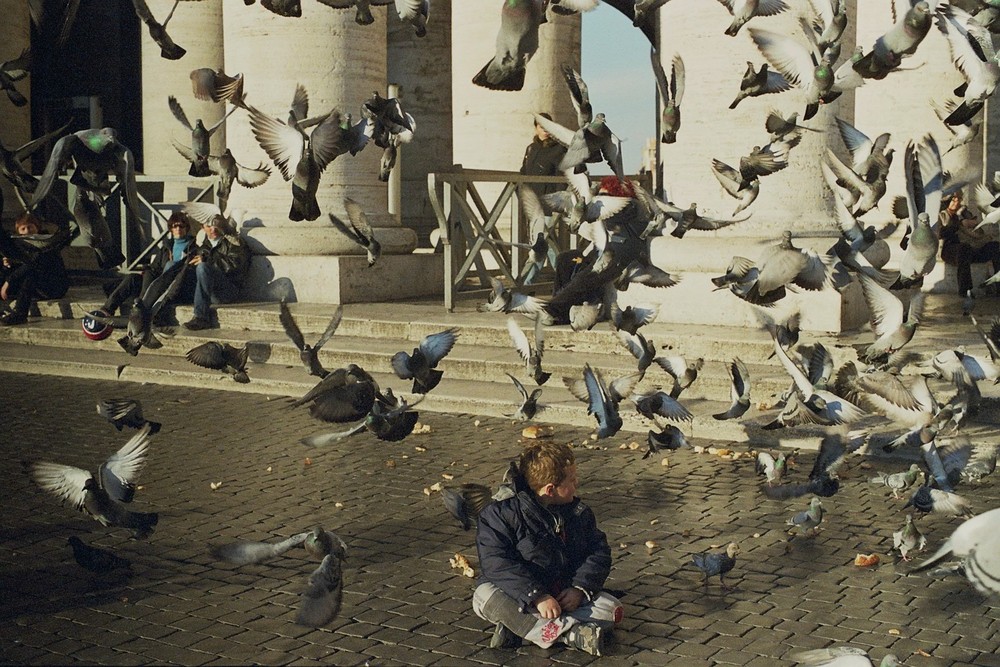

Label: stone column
[0,3,31,222]
[222,2,432,303]
[452,8,581,171]
[625,2,865,332]
[388,1,452,246]
[140,0,226,183]
[855,0,982,293]
[450,6,581,273]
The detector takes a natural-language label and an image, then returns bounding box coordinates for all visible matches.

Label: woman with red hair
[0,213,73,325]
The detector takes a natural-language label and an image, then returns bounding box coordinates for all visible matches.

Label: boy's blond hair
[519,441,575,493]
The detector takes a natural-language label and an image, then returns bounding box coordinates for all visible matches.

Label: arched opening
[581,4,656,180]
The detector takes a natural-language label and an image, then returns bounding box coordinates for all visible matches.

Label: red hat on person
[598,176,635,198]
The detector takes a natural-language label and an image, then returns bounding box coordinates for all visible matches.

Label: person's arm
[568,505,612,600]
[476,503,549,613]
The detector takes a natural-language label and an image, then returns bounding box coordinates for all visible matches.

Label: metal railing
[51,175,215,274]
[427,168,651,311]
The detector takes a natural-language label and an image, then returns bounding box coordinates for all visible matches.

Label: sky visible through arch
[581,3,656,175]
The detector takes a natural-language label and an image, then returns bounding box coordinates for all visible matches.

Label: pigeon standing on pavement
[97,398,162,435]
[692,542,740,590]
[786,497,824,536]
[68,536,132,573]
[892,513,926,562]
[870,464,922,499]
[279,301,344,378]
[392,328,460,394]
[296,551,346,627]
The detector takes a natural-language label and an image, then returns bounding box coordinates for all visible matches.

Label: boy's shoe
[489,623,522,649]
[565,622,607,656]
[0,311,28,326]
[183,317,214,331]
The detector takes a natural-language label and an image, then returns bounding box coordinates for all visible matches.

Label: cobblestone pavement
[2,371,999,667]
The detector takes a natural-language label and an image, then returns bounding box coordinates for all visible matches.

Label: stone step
[0,311,801,404]
[0,340,835,447]
[9,287,997,451]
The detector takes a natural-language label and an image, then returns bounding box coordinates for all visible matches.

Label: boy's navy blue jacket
[475,468,612,613]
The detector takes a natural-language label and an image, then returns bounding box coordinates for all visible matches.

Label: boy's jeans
[473,582,623,648]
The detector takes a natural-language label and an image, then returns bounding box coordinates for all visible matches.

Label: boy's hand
[535,594,561,619]
[555,588,585,612]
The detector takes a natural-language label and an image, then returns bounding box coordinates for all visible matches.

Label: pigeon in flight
[328,198,382,267]
[132,0,187,60]
[441,483,493,530]
[473,0,548,91]
[29,425,158,538]
[729,61,791,109]
[792,647,901,667]
[168,95,238,177]
[909,507,1000,596]
[713,357,751,420]
[507,316,551,386]
[650,48,684,143]
[31,128,143,232]
[0,47,30,107]
[852,0,934,80]
[189,68,245,105]
[186,341,251,383]
[644,421,689,458]
[292,365,379,424]
[279,301,343,378]
[247,85,358,221]
[392,328,460,394]
[97,398,162,435]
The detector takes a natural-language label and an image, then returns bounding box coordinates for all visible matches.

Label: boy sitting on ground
[473,441,623,656]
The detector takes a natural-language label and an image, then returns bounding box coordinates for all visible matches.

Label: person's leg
[103,274,140,314]
[473,583,583,649]
[2,271,34,323]
[955,245,974,295]
[564,592,623,629]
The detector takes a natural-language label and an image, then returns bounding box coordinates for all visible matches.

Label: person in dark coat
[939,191,1000,297]
[473,441,622,656]
[0,213,73,326]
[101,211,197,321]
[183,214,249,330]
[520,113,567,199]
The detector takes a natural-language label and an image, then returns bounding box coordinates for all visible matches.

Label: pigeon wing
[186,341,227,370]
[313,306,344,352]
[99,424,152,502]
[420,328,460,367]
[31,462,93,510]
[211,532,309,566]
[279,301,307,352]
[246,103,304,181]
[168,95,192,131]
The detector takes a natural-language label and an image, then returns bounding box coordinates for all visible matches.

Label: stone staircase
[0,287,994,449]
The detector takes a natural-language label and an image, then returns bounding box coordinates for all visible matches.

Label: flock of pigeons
[7,0,1000,657]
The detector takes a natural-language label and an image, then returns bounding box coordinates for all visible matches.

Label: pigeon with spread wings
[328,198,382,267]
[29,425,158,538]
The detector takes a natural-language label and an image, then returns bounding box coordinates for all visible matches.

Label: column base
[244,252,444,304]
[618,236,868,333]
